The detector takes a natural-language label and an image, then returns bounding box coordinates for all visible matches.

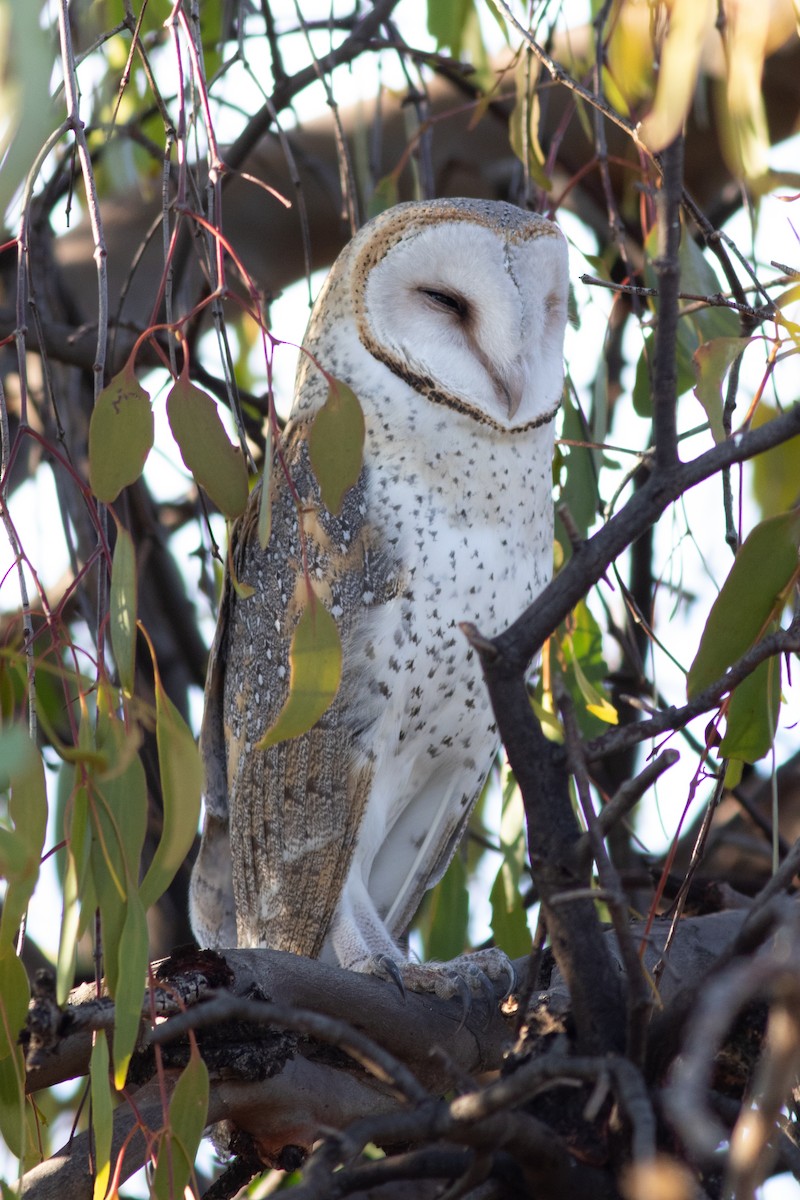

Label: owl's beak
[498,363,526,420]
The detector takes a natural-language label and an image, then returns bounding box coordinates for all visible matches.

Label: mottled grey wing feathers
[213,422,398,957]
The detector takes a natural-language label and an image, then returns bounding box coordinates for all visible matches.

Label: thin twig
[557,682,654,1066]
[586,615,800,762]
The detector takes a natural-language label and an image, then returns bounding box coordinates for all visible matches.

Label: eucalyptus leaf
[258,596,342,749]
[308,379,365,517]
[687,510,800,698]
[88,365,154,503]
[166,375,249,519]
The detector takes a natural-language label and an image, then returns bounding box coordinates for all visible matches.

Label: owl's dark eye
[418,287,470,319]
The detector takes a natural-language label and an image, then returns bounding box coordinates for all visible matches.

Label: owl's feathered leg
[327,876,515,1006]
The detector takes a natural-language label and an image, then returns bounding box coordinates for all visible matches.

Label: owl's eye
[418,287,470,320]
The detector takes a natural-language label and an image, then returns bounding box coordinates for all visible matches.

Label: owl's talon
[478,967,496,1011]
[376,954,407,1000]
[499,958,517,999]
[453,974,473,1034]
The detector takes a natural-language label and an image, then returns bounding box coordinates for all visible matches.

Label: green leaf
[257,422,273,550]
[166,375,249,519]
[0,949,28,1063]
[367,174,399,219]
[693,338,750,443]
[0,729,47,948]
[752,403,800,520]
[0,949,29,1160]
[489,861,530,959]
[0,1048,29,1166]
[635,230,739,420]
[719,650,781,764]
[90,1032,113,1200]
[308,379,365,517]
[138,683,203,912]
[90,716,148,994]
[0,4,62,218]
[558,383,599,539]
[88,365,154,503]
[687,510,800,698]
[677,236,740,343]
[111,895,148,1090]
[110,522,137,695]
[633,327,697,417]
[0,828,28,878]
[427,0,473,54]
[152,1044,209,1200]
[258,596,342,749]
[424,852,470,962]
[488,776,531,957]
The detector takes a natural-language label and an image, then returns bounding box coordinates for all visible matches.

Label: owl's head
[298,198,569,434]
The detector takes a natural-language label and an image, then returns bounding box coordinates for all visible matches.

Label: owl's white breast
[337,386,555,930]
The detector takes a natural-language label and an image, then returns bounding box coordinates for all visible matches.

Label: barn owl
[190,198,569,997]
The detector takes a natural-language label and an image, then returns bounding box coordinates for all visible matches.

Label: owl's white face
[352,203,568,432]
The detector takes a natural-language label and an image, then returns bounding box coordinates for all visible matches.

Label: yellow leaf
[718,0,772,185]
[227,534,255,599]
[638,0,716,152]
[258,596,342,749]
[605,0,655,113]
[508,54,552,190]
[569,638,618,726]
[91,1032,113,1200]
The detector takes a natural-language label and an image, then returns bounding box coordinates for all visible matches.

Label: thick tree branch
[460,633,627,1057]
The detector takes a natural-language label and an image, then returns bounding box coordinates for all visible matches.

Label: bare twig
[594,749,680,838]
[586,614,800,762]
[557,682,654,1066]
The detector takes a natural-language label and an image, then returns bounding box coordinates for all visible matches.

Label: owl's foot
[370,948,515,1014]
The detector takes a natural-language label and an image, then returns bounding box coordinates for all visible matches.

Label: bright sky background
[3,2,799,1195]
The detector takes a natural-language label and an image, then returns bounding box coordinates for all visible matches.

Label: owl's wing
[198,422,399,957]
